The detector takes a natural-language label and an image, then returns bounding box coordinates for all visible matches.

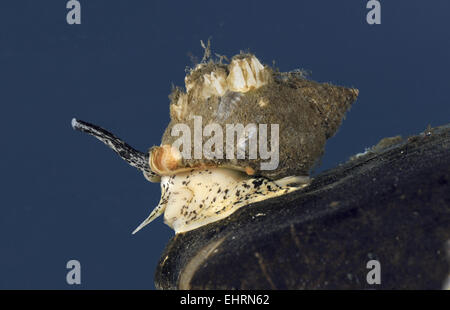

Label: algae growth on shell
[72,44,358,234]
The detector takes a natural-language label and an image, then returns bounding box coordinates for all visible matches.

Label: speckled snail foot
[72,45,358,234]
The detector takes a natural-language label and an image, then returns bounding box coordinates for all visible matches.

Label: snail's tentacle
[71,118,158,181]
[131,203,166,235]
[132,176,173,234]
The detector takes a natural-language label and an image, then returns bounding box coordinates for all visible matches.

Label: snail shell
[152,53,358,180]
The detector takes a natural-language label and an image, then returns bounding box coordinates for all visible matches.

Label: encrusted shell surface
[153,53,358,179]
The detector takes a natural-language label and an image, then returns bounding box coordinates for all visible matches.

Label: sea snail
[72,46,358,234]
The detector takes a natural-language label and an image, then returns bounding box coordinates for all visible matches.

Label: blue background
[0,0,448,289]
